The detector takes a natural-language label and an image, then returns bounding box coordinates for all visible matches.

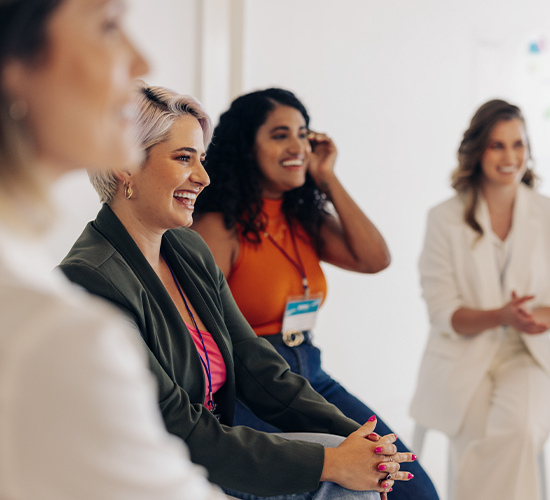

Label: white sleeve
[419,208,463,339]
[5,300,228,500]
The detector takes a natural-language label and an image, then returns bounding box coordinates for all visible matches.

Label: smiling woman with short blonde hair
[89,81,212,205]
[60,82,416,500]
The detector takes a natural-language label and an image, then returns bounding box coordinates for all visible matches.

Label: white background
[47,1,550,496]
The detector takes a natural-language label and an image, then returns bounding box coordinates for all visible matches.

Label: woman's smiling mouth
[174,190,198,209]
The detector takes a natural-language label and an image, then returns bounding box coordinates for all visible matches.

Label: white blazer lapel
[504,184,540,298]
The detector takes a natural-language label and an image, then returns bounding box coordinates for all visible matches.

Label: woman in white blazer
[0,1,227,498]
[411,100,550,500]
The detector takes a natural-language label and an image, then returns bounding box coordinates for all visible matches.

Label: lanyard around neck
[264,221,310,298]
[161,250,215,413]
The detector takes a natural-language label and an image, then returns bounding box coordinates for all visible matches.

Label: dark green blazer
[59,205,359,496]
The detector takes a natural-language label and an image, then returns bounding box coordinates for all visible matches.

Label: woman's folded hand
[320,416,416,496]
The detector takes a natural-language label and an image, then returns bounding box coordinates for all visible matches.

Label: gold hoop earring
[9,100,28,121]
[124,181,133,200]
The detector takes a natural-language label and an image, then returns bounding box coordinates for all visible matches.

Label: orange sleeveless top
[228,198,327,336]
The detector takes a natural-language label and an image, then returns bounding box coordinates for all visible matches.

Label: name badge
[281,293,323,334]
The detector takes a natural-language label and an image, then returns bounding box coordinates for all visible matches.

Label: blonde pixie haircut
[89,81,213,204]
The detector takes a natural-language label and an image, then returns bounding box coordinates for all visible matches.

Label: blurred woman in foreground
[0,0,227,498]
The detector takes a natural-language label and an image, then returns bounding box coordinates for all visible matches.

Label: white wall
[47,1,550,496]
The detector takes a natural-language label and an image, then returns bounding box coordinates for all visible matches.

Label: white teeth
[282,160,303,166]
[498,166,517,173]
[174,192,197,200]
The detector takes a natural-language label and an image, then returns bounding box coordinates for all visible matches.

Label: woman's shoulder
[190,213,241,277]
[59,222,144,314]
[427,194,464,225]
[167,226,222,274]
[523,184,550,210]
[60,221,116,269]
[170,226,213,252]
[1,270,141,368]
[0,277,166,485]
[191,212,239,242]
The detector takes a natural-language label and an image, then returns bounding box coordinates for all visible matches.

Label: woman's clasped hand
[500,291,550,334]
[323,417,416,494]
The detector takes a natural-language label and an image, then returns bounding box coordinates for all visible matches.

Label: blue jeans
[233,339,439,500]
[223,433,380,500]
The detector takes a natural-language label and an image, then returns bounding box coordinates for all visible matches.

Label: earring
[8,100,28,121]
[124,181,133,200]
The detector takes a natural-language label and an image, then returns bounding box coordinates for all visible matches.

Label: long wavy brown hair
[451,99,535,236]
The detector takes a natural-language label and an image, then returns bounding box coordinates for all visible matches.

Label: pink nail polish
[389,488,393,492]
[368,415,377,422]
[412,454,417,461]
[378,464,387,471]
[408,473,414,479]
[368,433,377,439]
[394,434,397,440]
[375,447,383,453]
[382,483,389,488]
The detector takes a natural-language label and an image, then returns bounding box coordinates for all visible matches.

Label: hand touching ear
[306,131,337,189]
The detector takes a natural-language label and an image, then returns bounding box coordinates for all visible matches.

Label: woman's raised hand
[306,131,338,188]
[500,291,549,334]
[321,416,415,497]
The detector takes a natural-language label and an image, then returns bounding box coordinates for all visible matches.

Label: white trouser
[449,330,550,500]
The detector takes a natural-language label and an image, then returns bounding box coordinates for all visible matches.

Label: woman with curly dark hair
[193,88,439,500]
